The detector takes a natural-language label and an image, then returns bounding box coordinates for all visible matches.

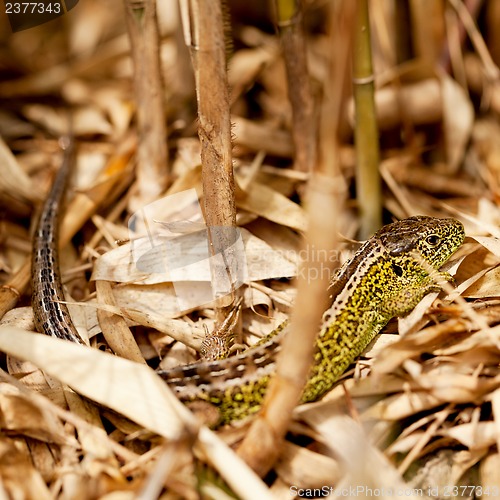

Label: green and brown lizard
[157,216,465,424]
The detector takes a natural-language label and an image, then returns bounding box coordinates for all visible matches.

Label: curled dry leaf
[372,319,469,377]
[416,370,500,404]
[439,422,498,451]
[470,235,500,259]
[228,46,278,103]
[363,392,444,421]
[237,181,307,232]
[0,136,35,203]
[299,413,415,496]
[275,441,341,490]
[4,0,500,494]
[232,116,294,158]
[0,438,52,499]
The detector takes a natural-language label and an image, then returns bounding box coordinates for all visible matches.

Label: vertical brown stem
[395,0,413,64]
[184,0,237,310]
[275,0,316,172]
[409,0,445,68]
[124,0,168,209]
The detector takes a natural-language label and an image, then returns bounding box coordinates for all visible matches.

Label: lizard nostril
[392,264,403,277]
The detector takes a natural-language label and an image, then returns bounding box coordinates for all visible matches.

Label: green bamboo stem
[353,0,382,239]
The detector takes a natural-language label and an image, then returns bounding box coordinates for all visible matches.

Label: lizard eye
[426,234,441,247]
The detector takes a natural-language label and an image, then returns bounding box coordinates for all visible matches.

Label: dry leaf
[441,72,475,172]
[0,328,273,500]
[0,326,189,439]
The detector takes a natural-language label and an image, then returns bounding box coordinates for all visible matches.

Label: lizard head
[377,216,465,269]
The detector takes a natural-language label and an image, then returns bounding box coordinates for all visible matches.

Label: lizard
[31,137,466,426]
[157,215,465,424]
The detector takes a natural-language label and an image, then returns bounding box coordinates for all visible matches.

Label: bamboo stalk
[275,0,316,172]
[180,0,237,313]
[409,0,445,68]
[394,0,412,64]
[353,0,382,239]
[124,0,168,210]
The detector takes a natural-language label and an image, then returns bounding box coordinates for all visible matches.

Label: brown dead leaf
[440,422,497,451]
[372,319,469,377]
[480,453,500,491]
[92,228,298,286]
[0,328,272,500]
[418,371,500,404]
[0,386,72,445]
[0,136,36,203]
[0,326,190,440]
[275,441,341,489]
[232,116,294,158]
[0,438,52,499]
[471,235,500,259]
[363,391,444,421]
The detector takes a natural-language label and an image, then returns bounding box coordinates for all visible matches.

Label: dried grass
[0,0,500,497]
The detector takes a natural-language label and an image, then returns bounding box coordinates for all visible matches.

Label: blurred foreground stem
[237,0,353,477]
